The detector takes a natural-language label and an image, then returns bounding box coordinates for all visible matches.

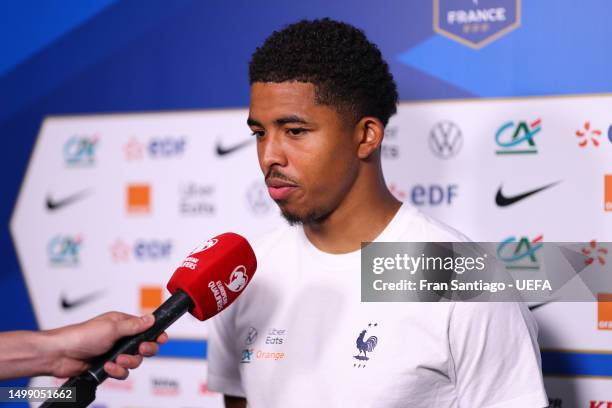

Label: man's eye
[287,128,306,136]
[251,130,265,138]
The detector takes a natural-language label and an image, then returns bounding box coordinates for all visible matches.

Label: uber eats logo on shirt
[265,328,286,344]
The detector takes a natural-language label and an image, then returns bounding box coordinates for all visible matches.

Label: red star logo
[582,240,608,266]
[124,137,144,160]
[576,121,602,148]
[389,183,406,200]
[110,239,130,262]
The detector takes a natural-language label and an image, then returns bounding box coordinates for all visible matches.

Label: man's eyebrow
[247,115,309,127]
[247,117,262,127]
[275,115,308,126]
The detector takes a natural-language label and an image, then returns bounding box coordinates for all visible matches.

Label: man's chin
[280,210,305,226]
[278,206,330,226]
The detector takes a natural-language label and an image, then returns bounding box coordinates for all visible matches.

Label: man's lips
[266,178,298,200]
[268,186,297,200]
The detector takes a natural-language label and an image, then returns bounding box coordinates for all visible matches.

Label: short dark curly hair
[249,18,398,127]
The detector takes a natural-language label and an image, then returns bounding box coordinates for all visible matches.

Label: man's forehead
[248,81,349,128]
[248,82,317,123]
[250,82,316,105]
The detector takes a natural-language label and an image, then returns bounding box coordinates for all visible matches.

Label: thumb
[115,314,155,337]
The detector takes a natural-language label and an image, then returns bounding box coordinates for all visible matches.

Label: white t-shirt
[208,204,549,407]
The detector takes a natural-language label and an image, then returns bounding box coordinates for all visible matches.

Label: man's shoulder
[398,204,471,243]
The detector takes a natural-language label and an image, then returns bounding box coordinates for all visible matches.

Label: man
[0,312,167,380]
[209,19,548,407]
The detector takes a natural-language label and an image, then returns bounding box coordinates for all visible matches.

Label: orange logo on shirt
[597,293,612,330]
[140,286,163,314]
[127,184,151,213]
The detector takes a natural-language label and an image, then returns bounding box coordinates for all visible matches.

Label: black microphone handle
[39,375,97,408]
[88,288,194,383]
[40,289,194,408]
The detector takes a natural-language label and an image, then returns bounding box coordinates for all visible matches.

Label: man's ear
[355,117,385,159]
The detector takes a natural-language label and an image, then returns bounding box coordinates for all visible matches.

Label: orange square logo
[605,175,612,212]
[140,286,163,314]
[597,293,612,330]
[127,184,151,213]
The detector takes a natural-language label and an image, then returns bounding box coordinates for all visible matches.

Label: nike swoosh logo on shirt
[215,139,255,156]
[495,181,560,207]
[46,189,90,211]
[61,290,104,310]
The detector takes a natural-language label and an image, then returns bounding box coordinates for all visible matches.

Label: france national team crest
[353,323,379,368]
[434,0,521,49]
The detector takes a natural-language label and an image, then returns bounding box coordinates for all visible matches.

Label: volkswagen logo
[246,181,271,215]
[429,121,463,159]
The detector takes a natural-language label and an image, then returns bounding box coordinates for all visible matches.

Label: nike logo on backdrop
[215,139,255,156]
[495,181,560,207]
[61,290,104,310]
[46,189,90,211]
[527,301,551,311]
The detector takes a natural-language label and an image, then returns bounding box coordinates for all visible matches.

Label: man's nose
[258,131,288,172]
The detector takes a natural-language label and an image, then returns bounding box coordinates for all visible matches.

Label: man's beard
[278,204,332,226]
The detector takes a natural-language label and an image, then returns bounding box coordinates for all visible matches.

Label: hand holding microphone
[41,232,257,407]
[46,312,168,380]
[0,312,167,381]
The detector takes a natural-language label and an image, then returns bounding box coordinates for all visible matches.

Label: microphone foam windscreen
[167,232,257,320]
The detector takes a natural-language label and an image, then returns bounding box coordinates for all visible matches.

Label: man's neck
[303,186,401,254]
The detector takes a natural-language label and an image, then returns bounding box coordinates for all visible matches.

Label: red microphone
[41,232,256,408]
[168,232,257,320]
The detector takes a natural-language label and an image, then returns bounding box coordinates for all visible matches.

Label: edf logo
[411,184,458,206]
[64,135,98,166]
[125,137,186,160]
[111,239,172,262]
[148,137,186,158]
[134,240,172,260]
